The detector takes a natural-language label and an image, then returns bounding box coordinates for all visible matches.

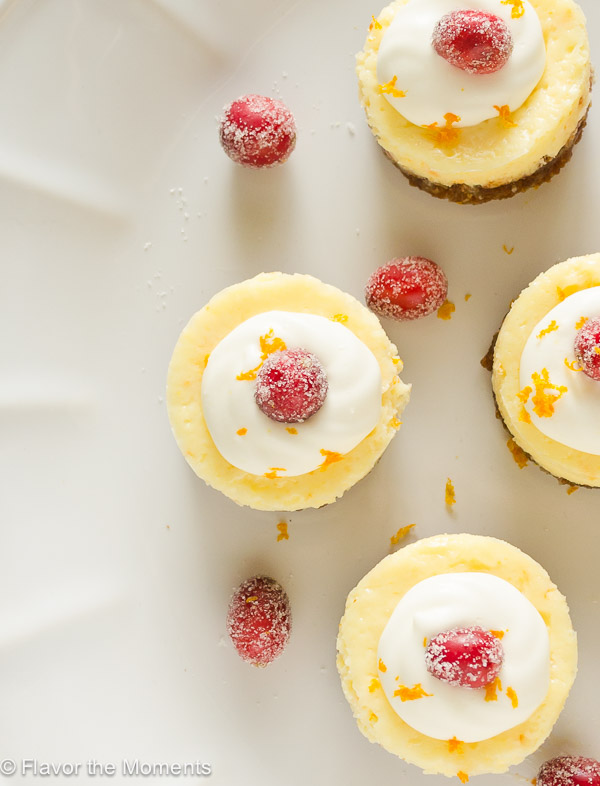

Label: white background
[1,0,598,783]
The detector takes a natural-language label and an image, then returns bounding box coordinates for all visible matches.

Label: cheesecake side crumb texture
[357,0,591,203]
[492,254,600,487]
[336,534,577,776]
[167,273,410,511]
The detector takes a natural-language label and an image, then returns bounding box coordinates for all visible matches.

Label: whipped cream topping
[519,287,600,455]
[377,572,550,742]
[201,311,382,476]
[376,0,546,127]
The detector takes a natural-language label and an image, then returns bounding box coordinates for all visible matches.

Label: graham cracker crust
[387,109,589,205]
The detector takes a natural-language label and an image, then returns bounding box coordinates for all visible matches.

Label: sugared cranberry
[432,10,514,75]
[425,626,504,689]
[226,576,291,667]
[255,348,328,423]
[219,94,296,168]
[538,756,600,786]
[365,257,448,321]
[574,317,600,381]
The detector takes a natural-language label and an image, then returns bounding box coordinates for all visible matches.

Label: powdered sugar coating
[538,756,600,786]
[219,94,296,168]
[226,576,291,666]
[425,626,504,689]
[255,348,328,423]
[574,317,600,381]
[365,257,448,321]
[432,10,513,75]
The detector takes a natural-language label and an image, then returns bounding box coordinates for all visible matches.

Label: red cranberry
[365,257,448,321]
[219,94,296,168]
[432,10,514,75]
[425,626,504,689]
[574,317,600,381]
[255,348,328,423]
[226,576,291,667]
[538,756,600,786]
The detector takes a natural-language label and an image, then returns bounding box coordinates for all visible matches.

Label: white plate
[1,0,598,783]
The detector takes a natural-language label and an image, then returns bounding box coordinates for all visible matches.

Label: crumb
[507,438,528,469]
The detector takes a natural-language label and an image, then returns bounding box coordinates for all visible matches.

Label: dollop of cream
[519,287,600,455]
[376,0,546,127]
[377,572,549,742]
[201,311,382,476]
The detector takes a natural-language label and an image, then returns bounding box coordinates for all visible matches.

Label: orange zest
[567,485,578,495]
[519,406,532,424]
[445,478,456,506]
[378,659,387,673]
[530,368,568,418]
[389,417,402,430]
[557,284,580,302]
[286,427,298,435]
[246,596,258,603]
[236,329,287,380]
[318,449,343,471]
[393,683,433,702]
[494,104,518,127]
[464,293,472,302]
[490,630,506,640]
[485,677,502,702]
[331,313,348,323]
[424,112,461,146]
[506,686,519,708]
[457,772,470,784]
[390,524,415,548]
[507,438,528,469]
[368,678,380,693]
[237,427,247,436]
[369,14,382,30]
[564,357,581,372]
[369,711,378,722]
[264,467,286,479]
[503,244,515,255]
[576,316,588,330]
[448,737,465,754]
[501,0,525,17]
[437,299,456,320]
[376,75,406,98]
[276,522,289,542]
[537,320,558,340]
[517,386,533,404]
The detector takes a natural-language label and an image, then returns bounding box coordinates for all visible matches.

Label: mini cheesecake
[492,253,600,487]
[357,0,591,204]
[167,273,410,511]
[336,534,577,777]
